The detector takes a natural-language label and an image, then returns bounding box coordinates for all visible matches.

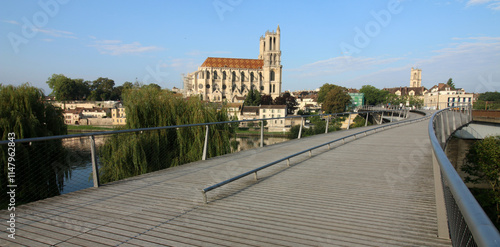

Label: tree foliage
[462,136,500,224]
[359,85,389,106]
[0,83,68,208]
[474,92,500,110]
[273,92,298,114]
[98,86,233,183]
[446,78,456,90]
[244,89,261,106]
[319,84,351,113]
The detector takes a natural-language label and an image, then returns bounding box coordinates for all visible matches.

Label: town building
[383,67,427,98]
[183,26,283,102]
[112,106,127,125]
[259,105,287,132]
[423,83,474,110]
[348,93,365,109]
[63,108,83,125]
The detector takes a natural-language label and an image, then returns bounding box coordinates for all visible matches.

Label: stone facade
[423,83,474,110]
[183,26,282,102]
[410,67,422,87]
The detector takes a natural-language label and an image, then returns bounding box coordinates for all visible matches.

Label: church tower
[259,25,282,98]
[410,67,422,87]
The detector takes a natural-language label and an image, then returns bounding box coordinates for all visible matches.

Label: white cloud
[2,20,19,25]
[288,56,403,77]
[89,40,163,55]
[466,0,500,10]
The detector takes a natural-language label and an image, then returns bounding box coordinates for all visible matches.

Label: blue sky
[1,0,499,95]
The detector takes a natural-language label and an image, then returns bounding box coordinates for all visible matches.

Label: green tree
[462,136,500,224]
[446,78,456,90]
[260,94,273,105]
[98,86,233,183]
[244,89,261,106]
[273,92,298,114]
[359,85,389,106]
[317,83,337,104]
[320,85,351,113]
[89,77,115,101]
[0,83,68,208]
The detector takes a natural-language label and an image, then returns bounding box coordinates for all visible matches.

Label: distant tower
[410,67,422,87]
[259,25,282,98]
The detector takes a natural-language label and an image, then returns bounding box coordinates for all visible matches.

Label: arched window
[270,70,275,81]
[206,71,210,79]
[250,72,254,82]
[223,71,226,80]
[273,37,276,50]
[232,71,236,82]
[213,71,218,79]
[414,73,417,79]
[273,84,275,93]
[269,37,272,50]
[241,72,245,82]
[259,72,263,81]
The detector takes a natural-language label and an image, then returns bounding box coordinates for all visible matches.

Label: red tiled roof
[201,57,264,69]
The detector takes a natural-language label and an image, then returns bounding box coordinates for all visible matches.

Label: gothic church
[183,26,282,102]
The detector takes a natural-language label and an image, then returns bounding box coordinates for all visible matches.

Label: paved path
[1,112,451,246]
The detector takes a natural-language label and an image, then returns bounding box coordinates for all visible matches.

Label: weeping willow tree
[0,83,68,208]
[98,87,233,183]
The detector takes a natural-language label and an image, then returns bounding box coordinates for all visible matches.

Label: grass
[67,125,116,131]
[235,128,289,136]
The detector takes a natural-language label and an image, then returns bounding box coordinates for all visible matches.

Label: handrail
[201,110,426,203]
[428,107,500,246]
[0,109,401,144]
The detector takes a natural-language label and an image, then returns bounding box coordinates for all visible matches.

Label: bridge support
[202,125,209,160]
[432,152,451,239]
[89,135,100,188]
[260,120,264,147]
[298,117,304,139]
[325,116,329,134]
[365,113,369,127]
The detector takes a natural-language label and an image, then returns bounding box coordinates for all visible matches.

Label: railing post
[380,111,383,124]
[452,110,457,131]
[432,151,451,239]
[440,113,446,147]
[260,120,264,148]
[89,135,100,188]
[202,125,209,160]
[325,116,329,134]
[365,112,369,127]
[347,113,351,130]
[390,111,394,122]
[298,117,304,139]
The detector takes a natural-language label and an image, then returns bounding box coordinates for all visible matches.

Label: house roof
[383,86,427,96]
[259,105,287,109]
[201,57,264,69]
[241,106,260,114]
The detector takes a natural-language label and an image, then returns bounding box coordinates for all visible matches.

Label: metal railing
[1,109,404,207]
[428,104,500,246]
[201,109,423,203]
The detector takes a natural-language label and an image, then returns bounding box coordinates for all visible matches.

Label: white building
[183,26,283,102]
[424,83,474,110]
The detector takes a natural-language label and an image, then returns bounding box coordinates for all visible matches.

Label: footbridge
[1,108,499,246]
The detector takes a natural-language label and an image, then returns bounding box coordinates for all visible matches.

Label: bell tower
[260,25,282,98]
[410,67,422,87]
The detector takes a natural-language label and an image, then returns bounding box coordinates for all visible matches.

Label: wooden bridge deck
[1,113,452,246]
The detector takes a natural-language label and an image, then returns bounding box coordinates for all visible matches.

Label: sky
[1,0,499,95]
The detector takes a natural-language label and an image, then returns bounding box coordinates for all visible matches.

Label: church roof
[201,57,264,69]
